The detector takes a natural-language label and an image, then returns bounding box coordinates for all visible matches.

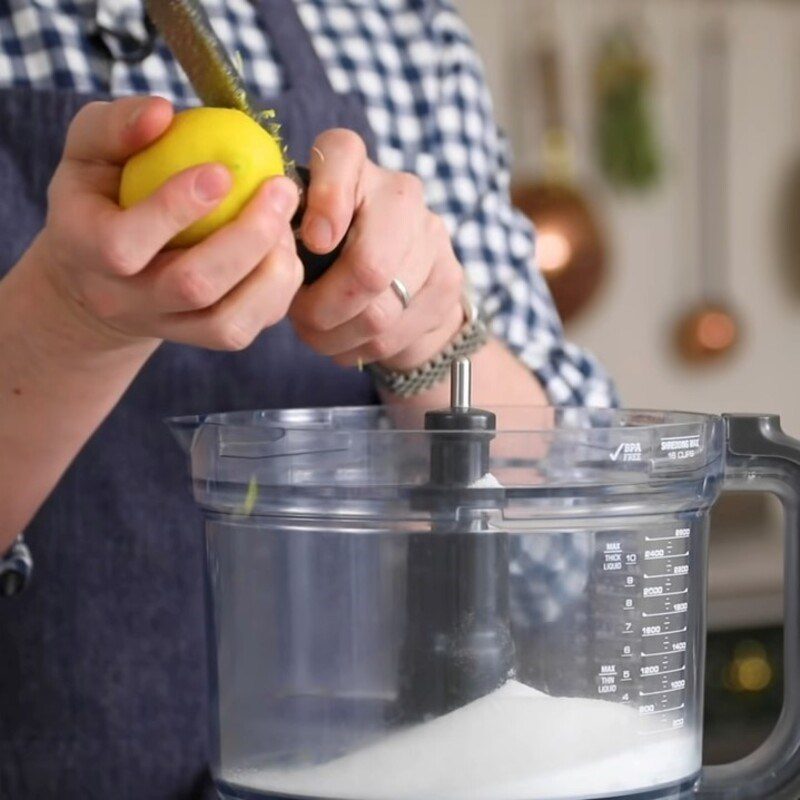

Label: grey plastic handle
[696,414,800,799]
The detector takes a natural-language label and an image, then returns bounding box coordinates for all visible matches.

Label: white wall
[455,0,800,436]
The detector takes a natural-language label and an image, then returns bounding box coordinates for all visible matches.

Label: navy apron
[0,1,379,797]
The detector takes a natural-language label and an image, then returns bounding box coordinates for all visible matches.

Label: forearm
[380,337,548,411]
[0,239,157,552]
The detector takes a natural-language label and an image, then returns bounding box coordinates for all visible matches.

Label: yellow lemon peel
[119,107,285,248]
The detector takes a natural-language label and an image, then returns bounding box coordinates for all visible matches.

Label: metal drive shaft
[400,359,513,721]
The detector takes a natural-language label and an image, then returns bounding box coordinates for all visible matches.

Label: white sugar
[226,680,699,800]
[469,473,504,489]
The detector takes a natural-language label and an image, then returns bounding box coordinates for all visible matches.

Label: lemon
[119,107,285,248]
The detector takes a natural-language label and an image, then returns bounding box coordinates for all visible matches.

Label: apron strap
[255,0,335,93]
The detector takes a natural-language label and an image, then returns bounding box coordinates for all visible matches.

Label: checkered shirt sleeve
[420,2,618,407]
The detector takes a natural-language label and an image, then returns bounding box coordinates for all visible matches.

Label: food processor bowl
[168,401,800,800]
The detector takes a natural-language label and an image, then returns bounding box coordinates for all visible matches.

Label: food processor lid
[167,405,726,518]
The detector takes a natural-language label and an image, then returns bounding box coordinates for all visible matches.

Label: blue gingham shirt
[0,0,617,408]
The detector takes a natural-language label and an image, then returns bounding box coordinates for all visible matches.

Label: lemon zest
[242,475,259,516]
[233,50,245,76]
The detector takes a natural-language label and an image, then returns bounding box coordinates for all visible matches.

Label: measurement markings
[642,610,687,618]
[640,703,685,717]
[646,535,686,542]
[640,651,685,662]
[639,687,684,697]
[645,571,689,579]
[644,552,690,562]
[642,627,687,638]
[638,663,687,676]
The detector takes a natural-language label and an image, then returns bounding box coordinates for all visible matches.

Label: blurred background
[454,0,800,768]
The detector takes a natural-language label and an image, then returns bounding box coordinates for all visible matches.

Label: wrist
[378,303,464,372]
[18,235,160,361]
[370,300,489,399]
[6,237,159,376]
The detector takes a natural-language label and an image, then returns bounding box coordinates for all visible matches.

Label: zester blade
[143,0,255,116]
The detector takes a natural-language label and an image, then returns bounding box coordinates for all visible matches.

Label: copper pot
[512,45,607,323]
[512,180,606,322]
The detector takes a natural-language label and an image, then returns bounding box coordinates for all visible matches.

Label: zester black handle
[292,165,349,285]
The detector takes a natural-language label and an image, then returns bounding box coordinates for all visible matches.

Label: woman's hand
[35,95,302,354]
[290,129,465,372]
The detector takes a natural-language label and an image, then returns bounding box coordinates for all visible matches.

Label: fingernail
[303,213,333,251]
[127,102,146,131]
[265,179,298,217]
[194,165,231,203]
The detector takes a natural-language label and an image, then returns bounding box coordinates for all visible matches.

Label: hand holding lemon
[33,96,302,353]
[119,106,286,248]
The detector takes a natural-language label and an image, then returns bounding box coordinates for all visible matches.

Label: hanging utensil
[594,22,663,192]
[675,15,740,362]
[511,22,607,324]
[143,0,341,284]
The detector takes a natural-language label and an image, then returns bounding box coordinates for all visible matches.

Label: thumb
[63,96,174,166]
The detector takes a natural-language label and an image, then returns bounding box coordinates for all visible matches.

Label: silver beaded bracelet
[368,294,489,398]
